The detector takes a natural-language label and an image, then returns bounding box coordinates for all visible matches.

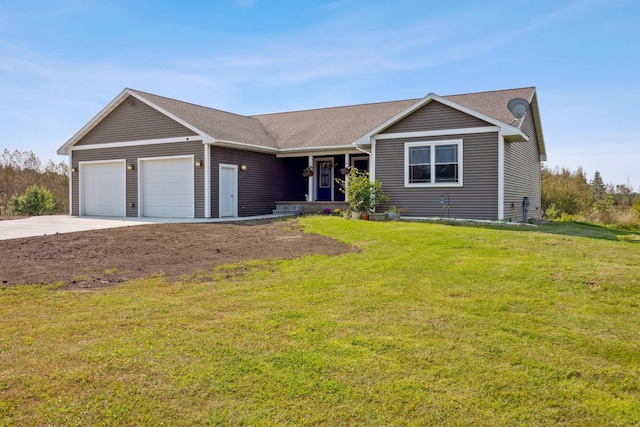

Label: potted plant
[320,160,338,168]
[386,205,403,221]
[302,166,313,177]
[335,167,389,220]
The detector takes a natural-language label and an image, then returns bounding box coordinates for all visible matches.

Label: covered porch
[277,152,369,204]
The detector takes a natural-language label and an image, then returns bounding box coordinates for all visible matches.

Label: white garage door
[81,161,126,217]
[140,157,194,218]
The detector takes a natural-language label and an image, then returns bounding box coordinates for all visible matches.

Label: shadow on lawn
[433,219,640,243]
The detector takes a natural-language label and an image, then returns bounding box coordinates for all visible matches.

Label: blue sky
[1,0,639,188]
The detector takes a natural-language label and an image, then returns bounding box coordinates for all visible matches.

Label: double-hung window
[405,140,462,187]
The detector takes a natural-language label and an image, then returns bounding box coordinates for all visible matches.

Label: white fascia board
[212,139,279,153]
[69,136,201,151]
[529,92,547,160]
[276,145,360,157]
[57,88,131,155]
[374,126,502,140]
[354,93,528,146]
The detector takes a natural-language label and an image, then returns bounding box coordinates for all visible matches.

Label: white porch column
[307,155,313,201]
[204,143,211,218]
[344,153,350,198]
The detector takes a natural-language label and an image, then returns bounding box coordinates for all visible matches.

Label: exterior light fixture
[241,163,247,171]
[71,167,77,173]
[127,163,135,170]
[195,159,203,167]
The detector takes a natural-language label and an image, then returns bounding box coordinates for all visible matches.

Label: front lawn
[1,217,639,425]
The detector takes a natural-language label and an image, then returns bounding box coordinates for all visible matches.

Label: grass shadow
[420,219,640,242]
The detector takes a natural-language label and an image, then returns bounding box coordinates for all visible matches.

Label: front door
[219,164,238,217]
[315,158,333,201]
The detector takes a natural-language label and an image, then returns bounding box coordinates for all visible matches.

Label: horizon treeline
[542,165,640,229]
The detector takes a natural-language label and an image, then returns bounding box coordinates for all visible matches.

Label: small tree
[10,185,56,216]
[336,167,388,213]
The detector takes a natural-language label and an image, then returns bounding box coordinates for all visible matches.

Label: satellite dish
[507,98,530,119]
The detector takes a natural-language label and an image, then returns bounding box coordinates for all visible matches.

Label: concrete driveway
[0,214,290,241]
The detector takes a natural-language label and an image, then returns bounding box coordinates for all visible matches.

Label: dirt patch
[0,218,357,290]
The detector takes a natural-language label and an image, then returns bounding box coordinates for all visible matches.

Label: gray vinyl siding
[376,132,499,219]
[210,146,297,217]
[503,112,542,222]
[382,101,491,134]
[70,140,206,217]
[76,96,197,146]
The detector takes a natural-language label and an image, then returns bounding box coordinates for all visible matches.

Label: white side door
[219,164,238,217]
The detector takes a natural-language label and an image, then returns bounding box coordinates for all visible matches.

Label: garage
[139,156,194,218]
[80,161,126,217]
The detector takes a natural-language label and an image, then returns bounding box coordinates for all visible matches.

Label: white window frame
[404,139,463,187]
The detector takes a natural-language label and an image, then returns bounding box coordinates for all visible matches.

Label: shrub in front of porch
[336,167,388,213]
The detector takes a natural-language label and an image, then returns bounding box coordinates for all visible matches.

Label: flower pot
[369,212,386,221]
[342,211,351,219]
[351,211,362,220]
[361,213,369,220]
[386,212,401,221]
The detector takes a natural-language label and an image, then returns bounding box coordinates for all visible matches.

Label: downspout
[354,141,373,179]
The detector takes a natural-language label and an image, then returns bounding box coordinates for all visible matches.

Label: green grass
[1,217,640,426]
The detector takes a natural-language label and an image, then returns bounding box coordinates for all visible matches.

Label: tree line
[0,149,69,216]
[542,166,640,229]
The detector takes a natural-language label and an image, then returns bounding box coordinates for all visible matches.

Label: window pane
[410,146,430,164]
[435,145,457,163]
[435,164,458,182]
[320,163,331,187]
[410,165,431,183]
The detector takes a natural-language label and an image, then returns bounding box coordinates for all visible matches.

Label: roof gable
[355,92,529,145]
[130,90,276,149]
[75,95,197,146]
[58,87,545,160]
[381,100,492,134]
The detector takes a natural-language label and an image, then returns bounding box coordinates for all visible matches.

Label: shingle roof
[129,89,277,149]
[444,87,536,127]
[129,87,538,151]
[251,99,418,150]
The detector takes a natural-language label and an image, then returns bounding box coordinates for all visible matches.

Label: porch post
[344,153,350,197]
[307,155,313,202]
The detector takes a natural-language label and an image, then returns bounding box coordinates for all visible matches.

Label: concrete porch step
[272,204,304,215]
